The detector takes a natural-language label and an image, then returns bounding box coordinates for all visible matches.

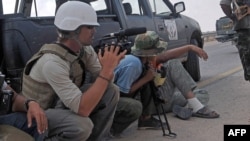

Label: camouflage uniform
[221,0,250,81]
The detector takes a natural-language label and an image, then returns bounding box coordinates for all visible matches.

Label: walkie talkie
[0,74,13,115]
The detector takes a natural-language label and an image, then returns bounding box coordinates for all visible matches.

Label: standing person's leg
[111,97,142,136]
[236,29,250,81]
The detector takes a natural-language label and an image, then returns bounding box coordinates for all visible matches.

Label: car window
[122,0,142,15]
[90,0,107,11]
[2,0,19,14]
[171,0,182,4]
[148,0,172,15]
[90,0,117,15]
[30,0,56,17]
[2,0,56,17]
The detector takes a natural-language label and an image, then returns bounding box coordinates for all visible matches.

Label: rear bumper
[215,34,237,43]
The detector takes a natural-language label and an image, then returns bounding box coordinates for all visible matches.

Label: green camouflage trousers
[236,29,250,81]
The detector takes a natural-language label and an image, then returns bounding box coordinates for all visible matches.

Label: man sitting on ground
[111,31,219,136]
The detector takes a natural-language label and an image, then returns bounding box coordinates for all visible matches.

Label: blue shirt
[114,55,143,94]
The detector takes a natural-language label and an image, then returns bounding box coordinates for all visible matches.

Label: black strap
[55,43,86,85]
[55,43,78,56]
[25,56,42,75]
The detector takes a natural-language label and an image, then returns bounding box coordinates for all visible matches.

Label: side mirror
[174,2,185,14]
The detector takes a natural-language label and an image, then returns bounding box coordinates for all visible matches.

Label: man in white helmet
[21,1,126,141]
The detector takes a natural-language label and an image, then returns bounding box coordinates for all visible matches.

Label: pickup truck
[0,0,204,93]
[215,16,237,44]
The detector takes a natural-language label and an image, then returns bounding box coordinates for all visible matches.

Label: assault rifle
[149,80,177,138]
[233,0,250,20]
[145,63,177,138]
[0,74,13,115]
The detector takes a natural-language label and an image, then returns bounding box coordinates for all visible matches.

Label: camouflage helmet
[131,31,167,57]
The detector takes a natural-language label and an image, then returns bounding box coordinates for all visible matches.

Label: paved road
[112,41,250,141]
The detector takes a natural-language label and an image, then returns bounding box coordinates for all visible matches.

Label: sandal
[192,106,220,118]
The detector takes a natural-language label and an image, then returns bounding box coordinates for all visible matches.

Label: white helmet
[54,1,99,31]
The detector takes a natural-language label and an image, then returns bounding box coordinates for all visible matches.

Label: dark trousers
[236,29,250,81]
[111,97,142,135]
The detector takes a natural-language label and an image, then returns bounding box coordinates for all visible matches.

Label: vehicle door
[119,0,157,36]
[148,0,188,50]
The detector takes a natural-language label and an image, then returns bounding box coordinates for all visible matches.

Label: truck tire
[184,39,201,82]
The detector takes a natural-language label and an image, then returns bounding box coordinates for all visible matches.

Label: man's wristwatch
[24,99,36,111]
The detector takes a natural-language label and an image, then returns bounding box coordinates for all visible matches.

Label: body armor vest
[22,44,85,109]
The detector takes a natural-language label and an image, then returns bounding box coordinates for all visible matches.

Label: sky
[2,0,226,32]
[173,0,226,32]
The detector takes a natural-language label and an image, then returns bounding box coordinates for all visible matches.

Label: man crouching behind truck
[21,1,126,141]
